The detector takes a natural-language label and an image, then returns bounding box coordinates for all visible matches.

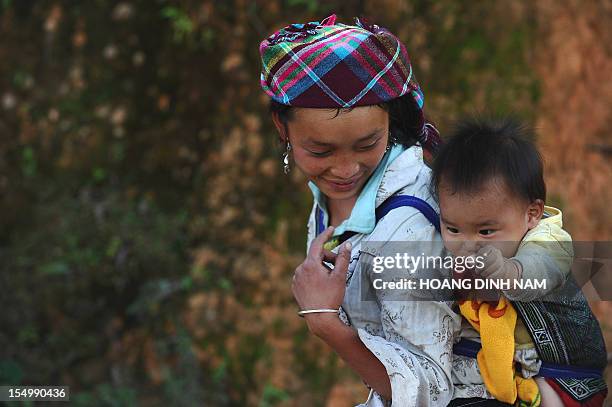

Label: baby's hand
[476,245,522,281]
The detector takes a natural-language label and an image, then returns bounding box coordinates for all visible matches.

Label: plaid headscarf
[259,15,440,154]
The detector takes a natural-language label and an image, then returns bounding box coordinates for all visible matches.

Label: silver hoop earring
[283,142,292,174]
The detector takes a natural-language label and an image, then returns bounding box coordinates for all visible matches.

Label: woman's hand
[292,226,352,334]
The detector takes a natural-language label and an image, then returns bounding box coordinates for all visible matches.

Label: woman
[259,15,505,406]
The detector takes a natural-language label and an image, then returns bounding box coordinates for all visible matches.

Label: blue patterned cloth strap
[316,195,441,239]
[453,338,603,379]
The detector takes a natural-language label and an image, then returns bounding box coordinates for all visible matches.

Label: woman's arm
[305,313,392,400]
[292,226,392,399]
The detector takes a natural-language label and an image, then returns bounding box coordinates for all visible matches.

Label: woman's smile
[321,173,364,192]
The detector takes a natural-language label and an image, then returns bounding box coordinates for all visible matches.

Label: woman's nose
[329,158,360,179]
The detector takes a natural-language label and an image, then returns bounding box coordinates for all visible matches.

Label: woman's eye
[358,141,379,151]
[479,229,495,236]
[308,150,331,157]
[446,227,459,234]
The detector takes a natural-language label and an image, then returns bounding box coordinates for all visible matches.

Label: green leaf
[92,167,107,182]
[259,384,290,407]
[106,236,121,258]
[21,147,37,177]
[0,360,23,385]
[39,261,70,275]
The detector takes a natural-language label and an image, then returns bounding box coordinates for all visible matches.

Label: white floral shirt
[306,146,463,406]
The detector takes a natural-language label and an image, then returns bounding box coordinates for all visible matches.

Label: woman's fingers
[322,249,337,264]
[333,242,352,280]
[307,226,335,260]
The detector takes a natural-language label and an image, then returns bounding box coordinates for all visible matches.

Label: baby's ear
[526,199,544,229]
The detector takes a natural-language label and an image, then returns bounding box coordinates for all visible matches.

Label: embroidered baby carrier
[511,286,607,401]
[453,249,607,405]
[316,195,607,404]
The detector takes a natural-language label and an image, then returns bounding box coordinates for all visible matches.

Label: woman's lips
[323,176,362,192]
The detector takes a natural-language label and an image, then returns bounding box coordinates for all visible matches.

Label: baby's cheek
[491,230,523,258]
[486,238,521,259]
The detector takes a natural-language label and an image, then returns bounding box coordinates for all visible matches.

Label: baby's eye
[446,226,459,234]
[479,229,495,236]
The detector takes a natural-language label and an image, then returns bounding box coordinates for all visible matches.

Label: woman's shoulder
[365,202,441,247]
[375,144,435,208]
[366,201,440,257]
[367,145,440,244]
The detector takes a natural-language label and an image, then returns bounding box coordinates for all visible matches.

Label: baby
[430,117,607,406]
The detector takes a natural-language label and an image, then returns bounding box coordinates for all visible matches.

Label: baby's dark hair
[431,117,546,204]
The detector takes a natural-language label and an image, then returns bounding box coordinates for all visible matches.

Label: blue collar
[308,144,405,237]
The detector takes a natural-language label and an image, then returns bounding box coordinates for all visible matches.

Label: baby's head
[431,117,545,258]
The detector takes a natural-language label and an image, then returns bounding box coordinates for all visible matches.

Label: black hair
[269,92,425,147]
[431,116,546,204]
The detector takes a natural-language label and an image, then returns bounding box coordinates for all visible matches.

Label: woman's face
[273,106,389,202]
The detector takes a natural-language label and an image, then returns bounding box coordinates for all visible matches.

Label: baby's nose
[460,240,481,255]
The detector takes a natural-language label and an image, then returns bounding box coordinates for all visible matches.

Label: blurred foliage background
[0,0,610,406]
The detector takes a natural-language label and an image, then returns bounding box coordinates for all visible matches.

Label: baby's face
[438,177,539,258]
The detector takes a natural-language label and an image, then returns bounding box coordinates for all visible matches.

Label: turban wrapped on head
[259,14,425,108]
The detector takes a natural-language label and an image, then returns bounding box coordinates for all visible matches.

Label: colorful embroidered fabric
[260,14,420,108]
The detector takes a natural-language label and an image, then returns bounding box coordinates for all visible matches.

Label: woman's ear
[526,199,544,229]
[271,113,287,143]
